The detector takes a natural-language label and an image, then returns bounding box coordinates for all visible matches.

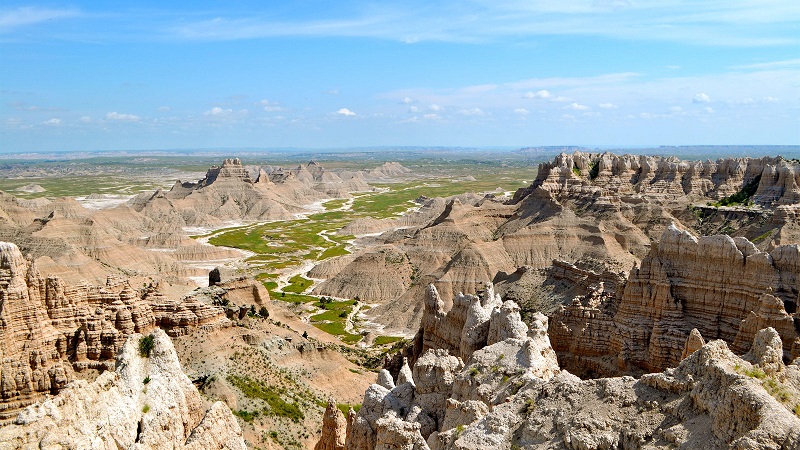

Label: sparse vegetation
[712,175,761,207]
[142,404,150,414]
[143,376,150,385]
[227,374,304,423]
[373,335,403,346]
[234,409,258,423]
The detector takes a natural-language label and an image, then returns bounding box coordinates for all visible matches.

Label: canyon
[1,150,799,449]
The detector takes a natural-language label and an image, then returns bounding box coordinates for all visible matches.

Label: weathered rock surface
[319,153,800,336]
[0,241,232,423]
[320,286,800,450]
[550,226,800,375]
[0,328,247,449]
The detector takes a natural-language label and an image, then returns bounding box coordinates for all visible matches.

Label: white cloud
[204,107,232,116]
[0,7,79,33]
[409,106,419,113]
[79,116,92,123]
[693,93,711,103]
[337,108,357,116]
[42,118,61,125]
[514,108,529,115]
[523,90,552,99]
[669,106,684,113]
[564,102,589,111]
[325,89,340,95]
[260,100,285,112]
[459,108,484,116]
[730,59,800,70]
[158,106,171,112]
[704,107,715,113]
[598,103,618,109]
[423,113,440,120]
[583,111,601,117]
[561,114,575,120]
[429,104,442,111]
[106,112,140,121]
[402,96,414,104]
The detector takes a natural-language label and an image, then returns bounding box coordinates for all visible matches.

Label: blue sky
[1,1,798,152]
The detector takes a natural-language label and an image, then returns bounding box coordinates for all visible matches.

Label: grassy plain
[203,166,530,344]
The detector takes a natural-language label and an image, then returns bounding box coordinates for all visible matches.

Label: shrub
[139,335,155,358]
[258,306,269,318]
[143,376,151,385]
[142,404,150,414]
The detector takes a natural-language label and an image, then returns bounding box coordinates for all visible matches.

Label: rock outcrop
[320,285,800,450]
[514,152,800,206]
[0,328,247,449]
[0,241,231,423]
[550,225,800,375]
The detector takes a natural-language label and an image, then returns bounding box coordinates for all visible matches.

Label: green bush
[139,335,155,358]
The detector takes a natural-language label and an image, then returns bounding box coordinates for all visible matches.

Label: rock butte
[0,328,247,449]
[317,285,800,450]
[0,240,267,423]
[314,152,800,337]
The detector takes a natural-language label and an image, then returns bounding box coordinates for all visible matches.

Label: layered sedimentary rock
[550,225,800,375]
[0,328,247,449]
[0,241,231,423]
[319,285,800,450]
[515,152,800,205]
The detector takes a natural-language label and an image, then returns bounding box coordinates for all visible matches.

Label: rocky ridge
[0,328,247,449]
[314,152,800,339]
[550,225,800,376]
[318,284,800,450]
[0,241,238,423]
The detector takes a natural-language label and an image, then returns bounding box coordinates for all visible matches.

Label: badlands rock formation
[0,241,234,423]
[317,152,800,336]
[318,285,800,450]
[0,328,247,449]
[550,225,800,376]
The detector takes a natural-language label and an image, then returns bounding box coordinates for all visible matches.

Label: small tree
[258,306,269,318]
[139,335,155,358]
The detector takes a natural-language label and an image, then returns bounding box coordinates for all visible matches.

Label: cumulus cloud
[523,90,552,99]
[564,103,589,111]
[704,107,715,114]
[693,93,711,103]
[459,108,483,116]
[514,108,529,115]
[337,108,356,116]
[42,118,61,125]
[402,96,414,104]
[409,106,419,113]
[204,107,232,116]
[260,100,284,112]
[106,112,140,121]
[325,89,339,95]
[429,104,442,111]
[79,116,92,123]
[598,103,618,109]
[423,113,441,120]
